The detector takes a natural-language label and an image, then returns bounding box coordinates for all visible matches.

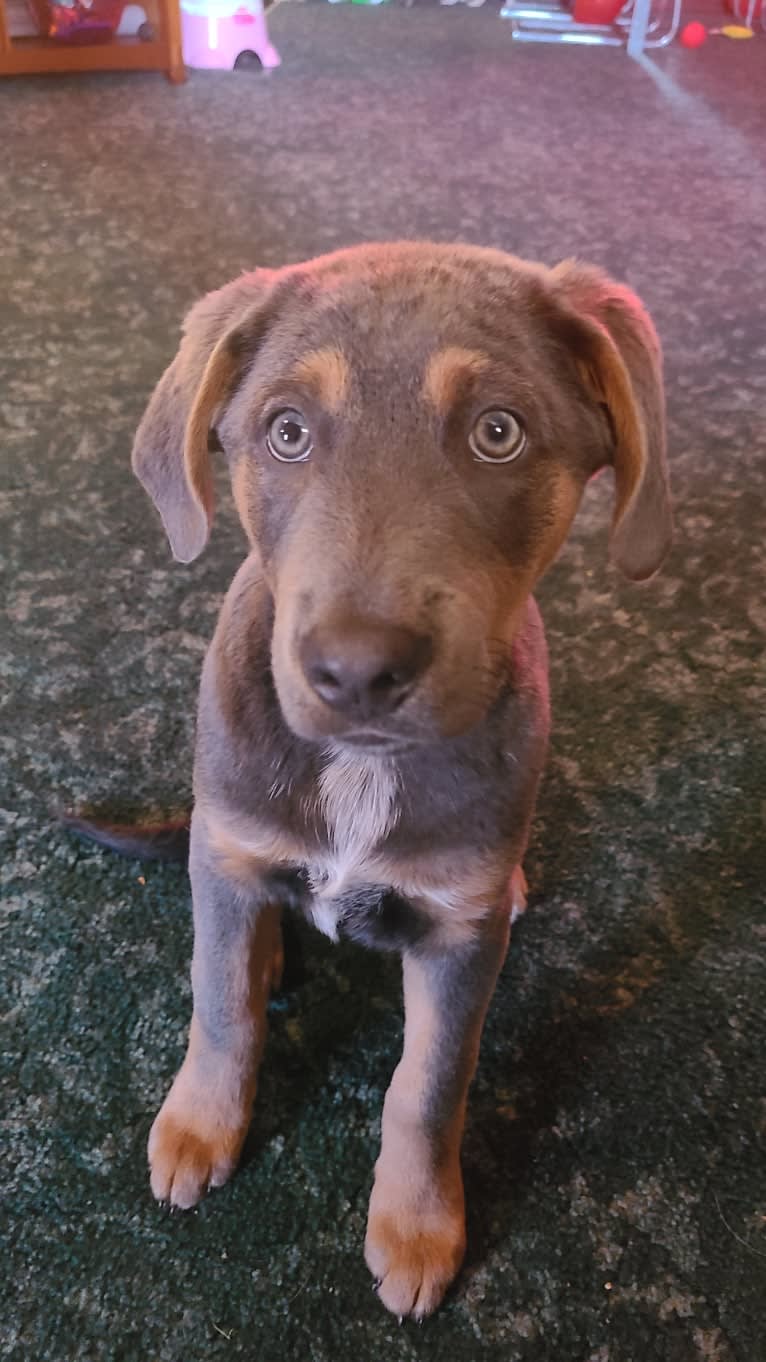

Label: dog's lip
[335,730,416,754]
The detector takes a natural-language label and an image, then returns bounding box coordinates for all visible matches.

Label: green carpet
[2,8,765,1359]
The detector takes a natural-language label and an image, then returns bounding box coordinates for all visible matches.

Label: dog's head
[133,243,671,751]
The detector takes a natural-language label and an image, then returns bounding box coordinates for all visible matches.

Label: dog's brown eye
[469,410,526,464]
[267,409,313,463]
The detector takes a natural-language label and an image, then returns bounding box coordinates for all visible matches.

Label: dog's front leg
[148,810,282,1209]
[365,906,511,1319]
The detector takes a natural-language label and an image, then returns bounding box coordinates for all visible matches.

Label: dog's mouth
[335,729,418,755]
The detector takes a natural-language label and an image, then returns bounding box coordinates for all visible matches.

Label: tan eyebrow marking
[422,347,490,413]
[290,347,350,413]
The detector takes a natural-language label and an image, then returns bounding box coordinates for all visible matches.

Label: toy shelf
[0,0,185,80]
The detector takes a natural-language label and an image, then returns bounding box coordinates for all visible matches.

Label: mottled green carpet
[2,8,765,1360]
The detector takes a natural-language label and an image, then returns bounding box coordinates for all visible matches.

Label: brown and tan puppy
[121,243,671,1318]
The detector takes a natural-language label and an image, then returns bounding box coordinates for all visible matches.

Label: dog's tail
[59,811,191,863]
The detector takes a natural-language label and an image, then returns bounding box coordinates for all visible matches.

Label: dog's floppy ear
[132,272,274,563]
[551,261,672,581]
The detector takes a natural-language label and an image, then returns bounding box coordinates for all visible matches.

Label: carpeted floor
[2,8,765,1360]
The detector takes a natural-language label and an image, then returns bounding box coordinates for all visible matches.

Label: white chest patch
[308,749,400,938]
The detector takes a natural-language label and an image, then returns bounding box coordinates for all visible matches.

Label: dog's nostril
[313,665,343,693]
[371,670,399,695]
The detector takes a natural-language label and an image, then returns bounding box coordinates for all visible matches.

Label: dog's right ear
[132,272,275,563]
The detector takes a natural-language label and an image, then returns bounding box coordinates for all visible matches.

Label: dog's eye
[469,410,526,464]
[267,409,313,463]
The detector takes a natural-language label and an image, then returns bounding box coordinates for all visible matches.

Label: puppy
[106,243,673,1318]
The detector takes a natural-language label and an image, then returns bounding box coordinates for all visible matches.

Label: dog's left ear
[550,261,672,581]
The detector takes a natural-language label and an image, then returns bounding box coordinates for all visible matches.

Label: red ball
[680,20,708,46]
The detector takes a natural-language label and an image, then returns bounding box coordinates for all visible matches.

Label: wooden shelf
[0,0,186,80]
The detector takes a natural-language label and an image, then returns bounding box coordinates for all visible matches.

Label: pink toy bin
[181,0,280,70]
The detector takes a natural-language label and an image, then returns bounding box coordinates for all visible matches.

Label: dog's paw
[147,1085,248,1210]
[365,1180,466,1319]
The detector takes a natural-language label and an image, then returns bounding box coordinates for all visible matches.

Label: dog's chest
[306,752,399,940]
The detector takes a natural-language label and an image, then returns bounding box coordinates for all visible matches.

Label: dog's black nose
[300,619,433,719]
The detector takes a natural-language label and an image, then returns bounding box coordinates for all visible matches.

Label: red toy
[572,0,624,23]
[680,19,708,44]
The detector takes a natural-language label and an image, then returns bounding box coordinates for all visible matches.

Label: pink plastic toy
[181,0,280,70]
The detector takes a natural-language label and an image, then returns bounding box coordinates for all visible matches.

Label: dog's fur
[99,243,672,1318]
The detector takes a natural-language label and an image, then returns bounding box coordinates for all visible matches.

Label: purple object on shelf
[28,0,125,42]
